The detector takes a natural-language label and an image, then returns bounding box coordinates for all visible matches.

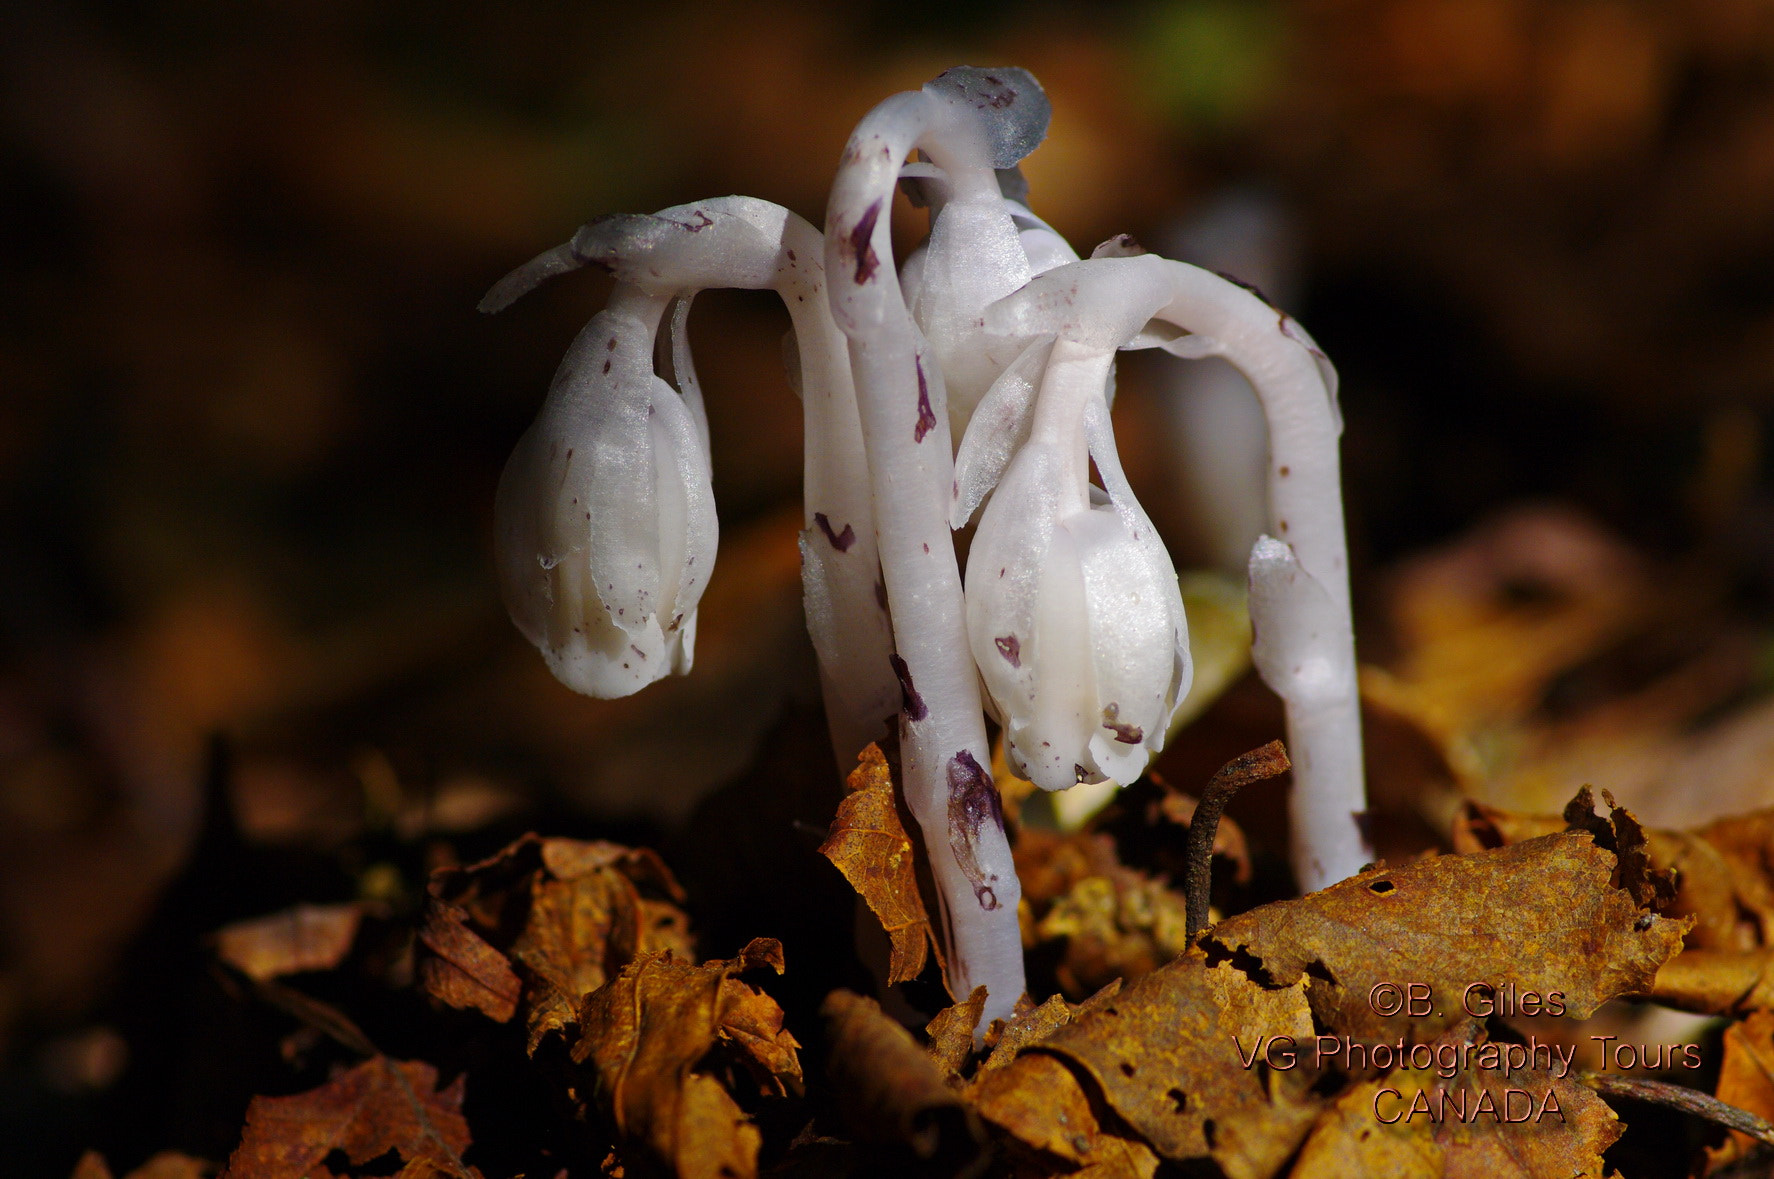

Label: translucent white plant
[485,66,1370,1032]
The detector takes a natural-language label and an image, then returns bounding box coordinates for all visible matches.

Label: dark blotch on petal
[813,511,856,552]
[947,751,1004,910]
[890,654,927,721]
[994,635,1021,667]
[1101,703,1143,744]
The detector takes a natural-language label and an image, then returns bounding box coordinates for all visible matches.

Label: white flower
[961,338,1190,791]
[493,290,716,697]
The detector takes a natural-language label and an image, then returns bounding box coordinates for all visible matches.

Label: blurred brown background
[3,0,1773,1173]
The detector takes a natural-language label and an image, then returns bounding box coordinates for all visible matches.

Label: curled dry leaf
[817,744,940,984]
[416,897,521,1023]
[1705,1010,1774,1174]
[1206,832,1689,1043]
[1288,1024,1621,1178]
[1459,793,1774,953]
[982,992,1072,1071]
[416,833,693,1048]
[821,989,978,1161]
[925,985,988,1079]
[213,903,363,982]
[220,1056,477,1179]
[571,939,799,1179]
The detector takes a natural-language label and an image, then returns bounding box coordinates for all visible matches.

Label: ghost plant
[484,67,1370,1026]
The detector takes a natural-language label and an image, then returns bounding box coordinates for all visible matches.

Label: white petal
[951,336,1052,528]
[1082,395,1192,733]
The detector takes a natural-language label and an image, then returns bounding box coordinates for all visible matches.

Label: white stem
[985,255,1372,890]
[827,87,1026,1027]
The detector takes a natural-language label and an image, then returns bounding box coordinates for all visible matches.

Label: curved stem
[827,89,1026,1027]
[984,255,1372,891]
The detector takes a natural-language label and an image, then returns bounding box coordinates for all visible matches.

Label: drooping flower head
[958,333,1191,791]
[493,283,716,697]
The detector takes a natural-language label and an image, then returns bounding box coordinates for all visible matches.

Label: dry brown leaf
[1289,1023,1621,1178]
[1458,796,1774,953]
[1705,1010,1774,1174]
[1651,947,1774,1014]
[416,897,521,1023]
[817,745,938,984]
[969,1050,1103,1165]
[821,989,978,1160]
[1035,949,1322,1179]
[416,833,693,1046]
[213,904,362,982]
[924,985,987,1079]
[1207,832,1688,1043]
[982,993,1072,1071]
[510,842,693,1052]
[572,939,797,1179]
[1070,1133,1164,1179]
[220,1056,476,1179]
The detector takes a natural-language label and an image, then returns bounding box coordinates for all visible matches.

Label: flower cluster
[485,67,1368,1024]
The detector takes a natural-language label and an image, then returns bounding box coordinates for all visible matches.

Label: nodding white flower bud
[962,337,1190,792]
[494,285,716,697]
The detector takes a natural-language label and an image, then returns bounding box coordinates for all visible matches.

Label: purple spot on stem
[631,644,647,660]
[994,635,1021,667]
[889,654,926,721]
[847,200,881,284]
[947,751,1004,910]
[602,359,611,373]
[812,512,855,552]
[914,357,937,443]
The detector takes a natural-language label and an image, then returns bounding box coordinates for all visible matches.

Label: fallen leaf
[1288,1023,1621,1178]
[1650,948,1774,1014]
[510,841,694,1052]
[572,939,798,1179]
[924,985,986,1079]
[821,989,977,1160]
[415,834,694,1047]
[220,1056,476,1179]
[982,992,1072,1071]
[1457,794,1774,953]
[212,903,362,982]
[1206,832,1688,1042]
[1705,1010,1774,1174]
[969,1050,1103,1164]
[1034,950,1322,1179]
[416,897,521,1023]
[818,745,939,984]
